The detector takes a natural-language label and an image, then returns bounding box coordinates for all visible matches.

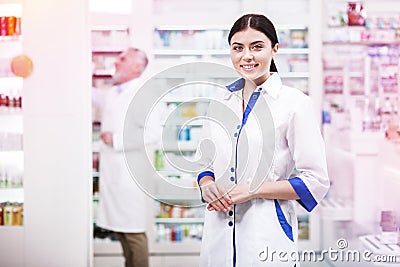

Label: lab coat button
[230,176,235,182]
[230,167,234,172]
[234,133,238,137]
[228,211,233,216]
[236,124,241,129]
[228,221,233,227]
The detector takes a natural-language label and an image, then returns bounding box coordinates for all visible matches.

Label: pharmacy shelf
[93,238,123,255]
[160,97,211,103]
[92,49,123,53]
[279,48,309,54]
[323,41,400,46]
[92,70,114,76]
[92,73,113,79]
[155,218,204,224]
[156,195,202,206]
[92,141,101,153]
[359,234,400,266]
[154,72,238,79]
[359,235,400,255]
[154,72,307,82]
[157,169,196,177]
[153,49,229,56]
[280,72,309,78]
[161,142,198,152]
[0,36,21,42]
[155,25,229,31]
[153,48,309,56]
[318,198,352,221]
[151,240,201,254]
[155,24,307,31]
[0,76,23,86]
[0,187,23,203]
[162,119,204,127]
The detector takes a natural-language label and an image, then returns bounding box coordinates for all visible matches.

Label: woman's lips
[240,64,259,71]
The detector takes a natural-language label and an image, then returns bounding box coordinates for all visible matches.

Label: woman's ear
[273,43,279,53]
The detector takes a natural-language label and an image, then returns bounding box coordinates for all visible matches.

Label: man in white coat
[96,47,160,267]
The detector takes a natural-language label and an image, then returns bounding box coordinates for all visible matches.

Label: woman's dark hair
[228,14,278,72]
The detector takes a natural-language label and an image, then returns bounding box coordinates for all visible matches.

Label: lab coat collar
[226,78,245,92]
[224,73,282,100]
[115,78,142,94]
[259,72,282,100]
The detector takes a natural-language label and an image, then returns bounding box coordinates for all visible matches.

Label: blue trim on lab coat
[226,78,245,92]
[197,171,215,203]
[288,177,318,212]
[197,171,215,184]
[274,200,294,242]
[242,92,260,126]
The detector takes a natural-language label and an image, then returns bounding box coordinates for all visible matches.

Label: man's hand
[100,132,113,146]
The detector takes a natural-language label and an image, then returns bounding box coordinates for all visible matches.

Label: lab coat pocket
[273,199,294,242]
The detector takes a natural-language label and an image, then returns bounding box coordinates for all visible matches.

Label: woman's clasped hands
[200,177,254,212]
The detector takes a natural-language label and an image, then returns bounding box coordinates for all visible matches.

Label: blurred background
[0,0,399,266]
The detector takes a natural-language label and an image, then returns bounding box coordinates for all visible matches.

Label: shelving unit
[0,0,24,220]
[359,235,400,265]
[154,218,204,224]
[153,47,309,56]
[91,27,129,90]
[320,2,400,261]
[152,23,310,94]
[0,2,24,267]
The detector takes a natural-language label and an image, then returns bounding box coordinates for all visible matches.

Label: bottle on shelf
[0,201,23,226]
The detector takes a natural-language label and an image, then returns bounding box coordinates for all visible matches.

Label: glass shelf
[155,218,204,224]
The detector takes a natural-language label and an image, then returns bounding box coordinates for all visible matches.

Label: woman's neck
[242,83,256,113]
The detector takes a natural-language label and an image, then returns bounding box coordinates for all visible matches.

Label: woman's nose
[242,48,253,60]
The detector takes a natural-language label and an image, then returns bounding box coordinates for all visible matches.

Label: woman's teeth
[242,64,257,70]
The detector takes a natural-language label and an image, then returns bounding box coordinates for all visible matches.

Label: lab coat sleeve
[287,97,330,212]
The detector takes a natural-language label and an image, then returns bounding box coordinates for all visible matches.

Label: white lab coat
[198,74,330,266]
[96,78,162,233]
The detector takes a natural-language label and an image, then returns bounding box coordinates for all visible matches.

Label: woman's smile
[240,63,259,72]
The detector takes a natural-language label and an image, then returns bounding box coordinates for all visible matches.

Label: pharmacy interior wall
[22,0,93,266]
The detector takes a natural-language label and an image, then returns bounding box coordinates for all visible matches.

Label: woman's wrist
[199,176,215,187]
[253,181,272,199]
[253,180,299,200]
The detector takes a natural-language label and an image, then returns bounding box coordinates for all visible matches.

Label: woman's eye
[252,44,263,50]
[232,46,243,51]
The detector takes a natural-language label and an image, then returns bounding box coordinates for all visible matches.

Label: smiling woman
[228,14,279,87]
[229,28,278,89]
[196,13,330,267]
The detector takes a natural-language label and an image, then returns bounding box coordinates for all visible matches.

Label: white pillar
[22,0,92,266]
[308,0,323,119]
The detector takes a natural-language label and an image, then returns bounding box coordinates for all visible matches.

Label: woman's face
[230,28,278,86]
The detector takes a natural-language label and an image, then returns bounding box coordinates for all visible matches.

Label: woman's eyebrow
[231,40,265,46]
[250,40,265,45]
